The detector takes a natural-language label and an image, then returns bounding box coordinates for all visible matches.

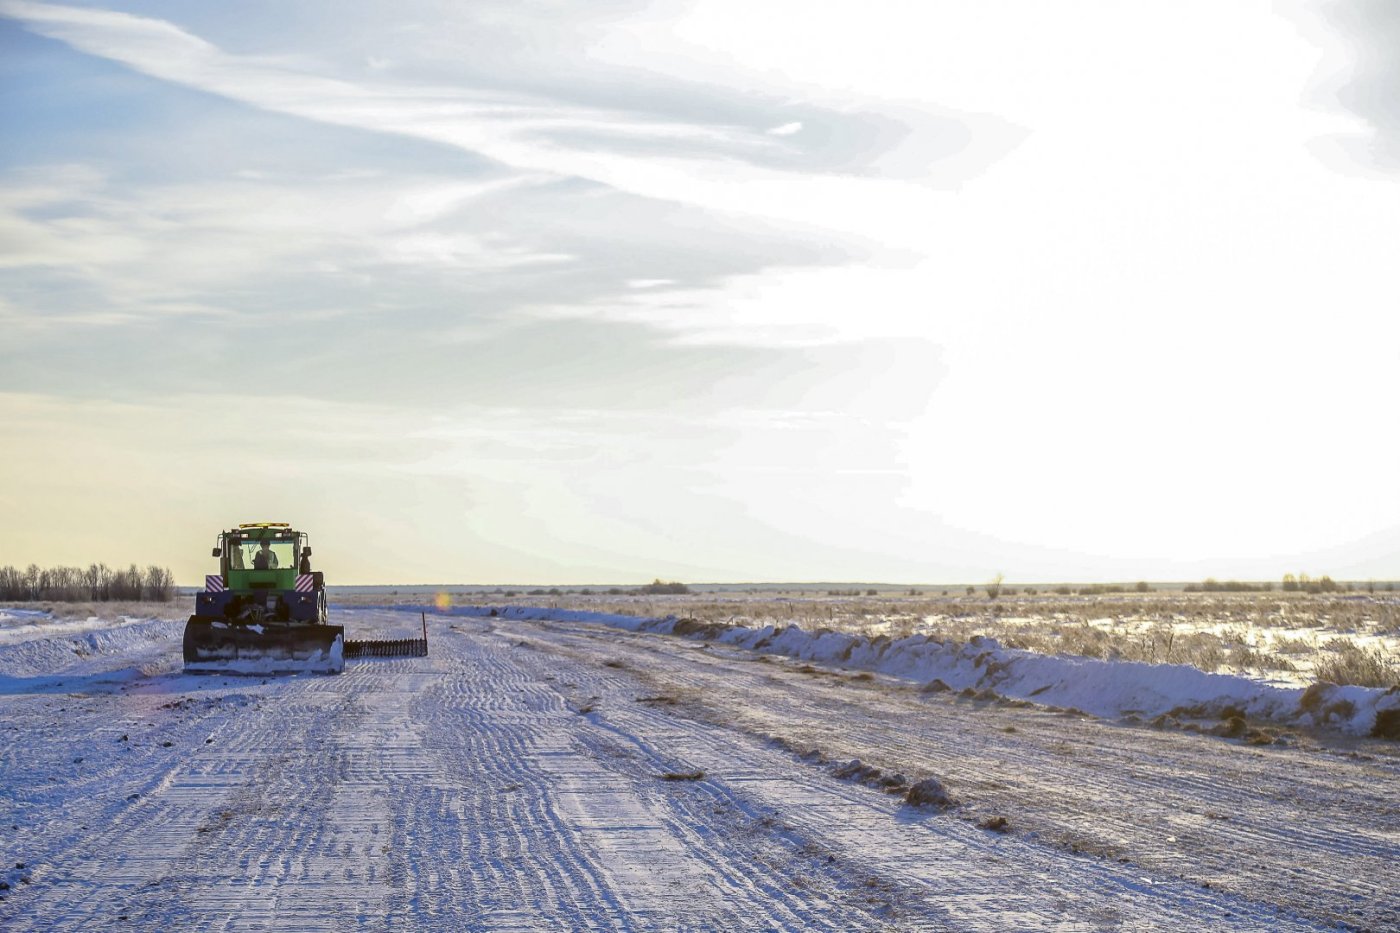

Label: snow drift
[0,616,183,680]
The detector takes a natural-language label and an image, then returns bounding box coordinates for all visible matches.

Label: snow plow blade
[183,618,345,674]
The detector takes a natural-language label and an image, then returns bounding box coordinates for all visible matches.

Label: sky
[1,0,1398,586]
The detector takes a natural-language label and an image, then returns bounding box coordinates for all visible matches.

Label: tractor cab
[213,523,311,590]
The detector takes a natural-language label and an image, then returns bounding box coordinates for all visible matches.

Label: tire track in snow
[508,614,1397,930]
[5,610,902,929]
[501,629,1305,930]
[399,625,885,929]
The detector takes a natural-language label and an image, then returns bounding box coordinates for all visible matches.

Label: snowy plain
[1,605,1396,930]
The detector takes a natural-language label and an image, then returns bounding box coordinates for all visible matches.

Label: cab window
[230,538,296,571]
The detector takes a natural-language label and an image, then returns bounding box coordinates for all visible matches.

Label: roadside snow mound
[0,616,183,679]
[431,605,1400,738]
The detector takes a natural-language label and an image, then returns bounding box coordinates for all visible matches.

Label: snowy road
[2,609,1396,930]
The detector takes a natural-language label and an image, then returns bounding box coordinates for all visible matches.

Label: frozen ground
[1,607,1397,930]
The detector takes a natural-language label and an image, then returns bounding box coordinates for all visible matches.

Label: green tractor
[183,522,344,674]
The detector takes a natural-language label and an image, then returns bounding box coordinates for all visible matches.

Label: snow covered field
[2,606,1397,930]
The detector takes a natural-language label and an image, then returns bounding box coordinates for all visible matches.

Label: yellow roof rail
[237,522,291,529]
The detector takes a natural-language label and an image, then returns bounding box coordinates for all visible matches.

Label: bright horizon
[2,1,1398,587]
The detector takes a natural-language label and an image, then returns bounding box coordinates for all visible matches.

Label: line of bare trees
[0,564,177,602]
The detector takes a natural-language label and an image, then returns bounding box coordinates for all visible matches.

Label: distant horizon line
[172,578,1400,590]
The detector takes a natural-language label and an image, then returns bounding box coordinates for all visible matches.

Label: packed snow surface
[2,607,1396,930]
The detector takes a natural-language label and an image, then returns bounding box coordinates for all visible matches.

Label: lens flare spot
[434,592,452,611]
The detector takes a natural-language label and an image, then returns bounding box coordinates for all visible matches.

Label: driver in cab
[253,540,279,570]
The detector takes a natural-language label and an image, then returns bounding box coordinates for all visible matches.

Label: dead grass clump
[921,679,951,693]
[602,659,627,669]
[1211,716,1247,738]
[1313,642,1399,688]
[1323,699,1356,722]
[1372,706,1400,740]
[1056,623,1111,659]
[832,759,880,782]
[672,618,724,638]
[1298,683,1329,712]
[659,770,705,781]
[977,815,1010,833]
[878,773,910,793]
[904,777,958,809]
[1272,635,1315,656]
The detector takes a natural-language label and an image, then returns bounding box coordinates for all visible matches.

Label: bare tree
[23,564,41,600]
[144,565,175,601]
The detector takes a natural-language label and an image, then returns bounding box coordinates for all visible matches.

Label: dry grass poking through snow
[1313,641,1400,687]
[1,599,187,621]
[461,591,1400,688]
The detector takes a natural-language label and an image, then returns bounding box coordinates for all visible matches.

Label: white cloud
[0,1,958,248]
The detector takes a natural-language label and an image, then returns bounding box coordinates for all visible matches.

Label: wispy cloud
[0,163,576,327]
[0,1,1001,244]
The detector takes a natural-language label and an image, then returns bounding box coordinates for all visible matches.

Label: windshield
[228,538,297,571]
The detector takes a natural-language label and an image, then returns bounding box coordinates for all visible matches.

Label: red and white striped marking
[295,574,316,593]
[205,575,226,592]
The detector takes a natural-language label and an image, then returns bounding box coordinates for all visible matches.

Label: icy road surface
[1,609,1396,931]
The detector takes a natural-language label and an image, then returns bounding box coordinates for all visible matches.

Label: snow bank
[0,616,183,679]
[426,605,1400,739]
